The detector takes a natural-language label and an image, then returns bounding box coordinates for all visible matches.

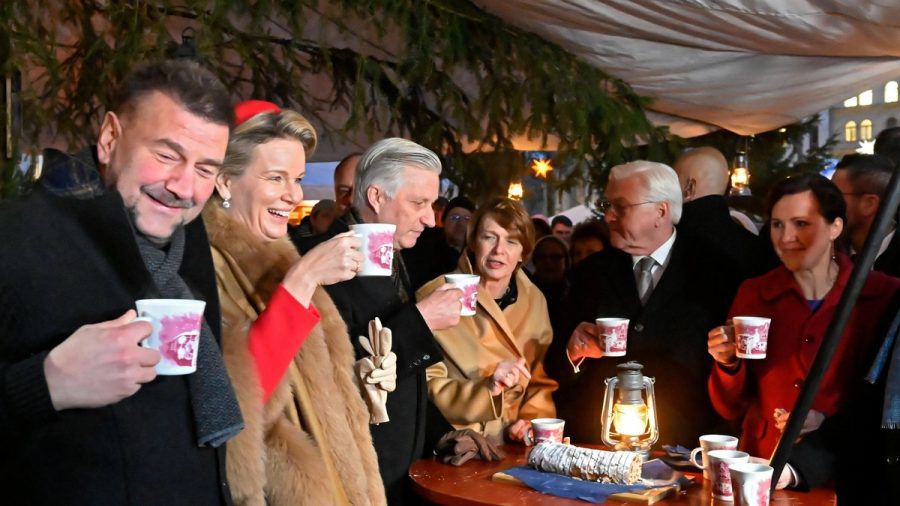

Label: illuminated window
[861,119,873,140]
[845,121,857,142]
[886,81,899,103]
[844,97,858,107]
[859,90,873,106]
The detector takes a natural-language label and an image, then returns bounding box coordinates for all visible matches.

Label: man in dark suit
[674,146,775,278]
[323,138,464,504]
[553,161,740,448]
[832,153,899,277]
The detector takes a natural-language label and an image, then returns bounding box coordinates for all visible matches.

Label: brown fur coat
[203,204,385,506]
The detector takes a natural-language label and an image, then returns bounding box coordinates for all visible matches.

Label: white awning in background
[475,0,900,136]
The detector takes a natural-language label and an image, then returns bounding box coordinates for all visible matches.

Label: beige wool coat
[417,255,558,442]
[203,204,385,506]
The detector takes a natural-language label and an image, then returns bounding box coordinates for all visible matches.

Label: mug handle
[689,447,705,468]
[132,316,154,347]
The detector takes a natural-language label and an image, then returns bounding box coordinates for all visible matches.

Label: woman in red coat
[707,173,900,460]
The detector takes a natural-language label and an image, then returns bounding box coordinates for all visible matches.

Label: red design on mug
[756,477,771,505]
[159,313,201,366]
[737,323,769,355]
[714,462,733,496]
[534,425,564,443]
[600,323,628,353]
[462,284,478,312]
[367,231,394,269]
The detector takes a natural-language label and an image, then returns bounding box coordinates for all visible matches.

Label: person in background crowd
[288,199,338,251]
[420,197,557,445]
[432,196,449,228]
[530,235,570,308]
[552,161,739,446]
[674,146,775,278]
[831,153,899,277]
[0,59,239,504]
[707,174,900,471]
[293,153,361,254]
[875,126,900,167]
[403,196,476,291]
[551,215,574,243]
[569,218,610,266]
[204,101,384,505]
[323,138,499,504]
[531,215,552,240]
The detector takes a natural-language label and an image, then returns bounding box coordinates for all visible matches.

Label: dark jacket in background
[401,226,461,292]
[875,229,900,278]
[0,149,229,505]
[678,195,777,278]
[549,234,742,447]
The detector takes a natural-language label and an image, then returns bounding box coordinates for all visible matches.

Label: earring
[222,198,231,209]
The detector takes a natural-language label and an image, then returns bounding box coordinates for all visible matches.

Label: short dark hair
[766,173,846,225]
[875,127,900,165]
[835,153,895,197]
[443,196,476,222]
[531,217,551,239]
[570,219,611,250]
[113,59,232,126]
[551,215,573,228]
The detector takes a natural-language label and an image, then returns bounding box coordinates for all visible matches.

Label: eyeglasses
[597,199,658,215]
[447,214,472,223]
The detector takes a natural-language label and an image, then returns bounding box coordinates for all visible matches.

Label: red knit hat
[233,99,281,126]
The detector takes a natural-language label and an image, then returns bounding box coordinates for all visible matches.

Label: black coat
[875,229,900,278]
[400,226,461,292]
[678,195,777,278]
[549,234,742,447]
[0,184,229,504]
[325,271,451,505]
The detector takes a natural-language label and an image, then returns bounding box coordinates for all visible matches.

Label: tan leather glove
[434,429,505,466]
[355,318,396,424]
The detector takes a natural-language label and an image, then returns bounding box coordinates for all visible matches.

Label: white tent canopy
[475,0,900,137]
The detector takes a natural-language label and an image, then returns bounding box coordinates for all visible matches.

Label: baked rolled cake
[527,441,642,485]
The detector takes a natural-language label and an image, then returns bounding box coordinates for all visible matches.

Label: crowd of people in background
[1,58,899,506]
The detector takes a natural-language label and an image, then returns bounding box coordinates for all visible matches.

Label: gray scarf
[135,227,244,447]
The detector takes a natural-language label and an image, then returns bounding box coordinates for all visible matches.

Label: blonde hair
[219,109,317,180]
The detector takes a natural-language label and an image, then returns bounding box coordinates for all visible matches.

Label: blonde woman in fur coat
[205,100,385,505]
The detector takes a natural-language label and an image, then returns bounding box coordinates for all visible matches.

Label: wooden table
[409,445,836,505]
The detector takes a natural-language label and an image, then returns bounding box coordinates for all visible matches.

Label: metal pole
[769,167,900,493]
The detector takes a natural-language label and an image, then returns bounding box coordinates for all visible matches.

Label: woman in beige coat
[206,101,385,505]
[418,197,557,444]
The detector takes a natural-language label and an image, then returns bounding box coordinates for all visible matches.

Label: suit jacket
[419,258,557,442]
[551,233,741,447]
[325,256,451,504]
[0,151,228,505]
[402,227,462,292]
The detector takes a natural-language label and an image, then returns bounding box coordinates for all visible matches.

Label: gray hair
[352,138,442,209]
[609,161,683,224]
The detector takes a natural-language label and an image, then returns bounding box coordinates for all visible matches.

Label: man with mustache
[0,60,241,504]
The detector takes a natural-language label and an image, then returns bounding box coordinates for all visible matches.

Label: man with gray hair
[550,161,740,447]
[324,138,481,503]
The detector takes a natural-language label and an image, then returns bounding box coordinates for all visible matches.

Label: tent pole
[769,167,900,494]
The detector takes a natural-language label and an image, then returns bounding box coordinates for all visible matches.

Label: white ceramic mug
[349,223,397,276]
[445,274,480,316]
[733,316,771,359]
[689,434,740,480]
[729,462,774,506]
[531,418,565,444]
[135,299,206,375]
[708,449,750,501]
[595,317,629,357]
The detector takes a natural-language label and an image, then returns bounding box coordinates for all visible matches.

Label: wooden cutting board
[491,470,683,504]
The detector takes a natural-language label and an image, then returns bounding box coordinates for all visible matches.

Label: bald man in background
[674,147,774,278]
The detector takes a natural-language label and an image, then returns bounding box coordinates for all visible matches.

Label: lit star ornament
[508,182,524,200]
[531,158,553,178]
